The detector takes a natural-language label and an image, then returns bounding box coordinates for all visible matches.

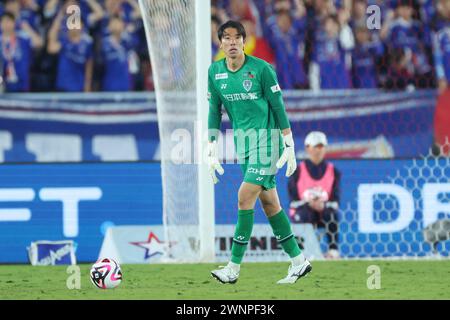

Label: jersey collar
[223,54,248,74]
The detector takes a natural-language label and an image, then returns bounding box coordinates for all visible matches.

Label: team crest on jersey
[243,79,252,92]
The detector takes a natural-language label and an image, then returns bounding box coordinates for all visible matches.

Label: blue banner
[0,163,162,263]
[0,90,437,162]
[0,159,448,263]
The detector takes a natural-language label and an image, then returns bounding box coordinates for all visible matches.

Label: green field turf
[0,260,449,300]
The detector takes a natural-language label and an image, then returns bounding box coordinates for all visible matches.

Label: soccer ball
[90,258,122,289]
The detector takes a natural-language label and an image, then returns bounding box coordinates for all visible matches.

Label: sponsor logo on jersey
[247,167,270,176]
[221,83,227,90]
[243,79,252,92]
[215,73,228,80]
[247,167,260,174]
[271,84,281,93]
[223,92,258,101]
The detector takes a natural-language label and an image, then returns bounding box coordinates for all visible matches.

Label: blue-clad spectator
[4,0,41,32]
[101,15,135,91]
[20,0,42,32]
[381,0,432,77]
[433,2,450,94]
[0,11,43,92]
[351,0,368,29]
[431,0,450,155]
[100,0,142,37]
[310,14,354,90]
[98,0,142,87]
[47,8,94,92]
[418,0,436,49]
[266,9,309,89]
[420,0,437,24]
[352,26,384,88]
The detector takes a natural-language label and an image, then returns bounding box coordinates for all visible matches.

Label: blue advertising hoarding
[0,163,162,263]
[0,158,449,263]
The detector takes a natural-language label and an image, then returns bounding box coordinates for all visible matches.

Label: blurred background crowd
[212,0,450,93]
[0,0,151,92]
[0,0,449,93]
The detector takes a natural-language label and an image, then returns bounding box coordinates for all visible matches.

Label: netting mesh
[337,142,450,259]
[139,0,200,261]
[215,141,450,260]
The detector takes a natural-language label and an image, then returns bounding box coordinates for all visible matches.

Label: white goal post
[138,0,215,262]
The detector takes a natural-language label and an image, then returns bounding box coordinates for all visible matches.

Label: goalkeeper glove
[276,132,297,177]
[207,140,224,184]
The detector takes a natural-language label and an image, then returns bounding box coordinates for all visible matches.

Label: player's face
[220,28,245,59]
[306,145,326,164]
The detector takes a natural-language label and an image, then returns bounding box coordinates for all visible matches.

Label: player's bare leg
[211,182,262,284]
[259,188,312,284]
[238,182,263,210]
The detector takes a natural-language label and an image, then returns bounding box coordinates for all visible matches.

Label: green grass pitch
[0,260,449,300]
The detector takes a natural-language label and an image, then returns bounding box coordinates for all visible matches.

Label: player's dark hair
[218,20,246,42]
[0,11,16,22]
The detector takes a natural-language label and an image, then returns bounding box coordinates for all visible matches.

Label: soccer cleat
[211,265,239,284]
[277,260,312,284]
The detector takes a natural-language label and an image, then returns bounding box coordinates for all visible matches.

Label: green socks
[231,209,254,264]
[268,209,302,258]
[230,209,302,264]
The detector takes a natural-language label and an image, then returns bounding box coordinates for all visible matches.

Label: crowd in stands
[212,0,450,92]
[0,0,448,93]
[0,0,152,92]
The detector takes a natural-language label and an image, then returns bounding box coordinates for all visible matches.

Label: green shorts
[240,159,277,190]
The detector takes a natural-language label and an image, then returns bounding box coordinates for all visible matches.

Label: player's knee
[238,191,258,210]
[238,184,261,209]
[261,202,281,216]
[238,196,253,210]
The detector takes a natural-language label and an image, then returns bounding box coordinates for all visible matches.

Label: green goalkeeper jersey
[208,54,290,160]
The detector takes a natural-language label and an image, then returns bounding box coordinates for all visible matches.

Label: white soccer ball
[90,258,122,289]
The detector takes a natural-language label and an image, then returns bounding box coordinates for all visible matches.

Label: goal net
[138,0,214,262]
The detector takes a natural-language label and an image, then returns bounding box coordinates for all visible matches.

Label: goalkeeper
[208,20,311,284]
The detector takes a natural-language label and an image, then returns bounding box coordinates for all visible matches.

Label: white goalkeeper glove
[207,140,224,184]
[276,132,297,177]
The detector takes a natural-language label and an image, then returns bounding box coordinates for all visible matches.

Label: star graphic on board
[129,232,167,259]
